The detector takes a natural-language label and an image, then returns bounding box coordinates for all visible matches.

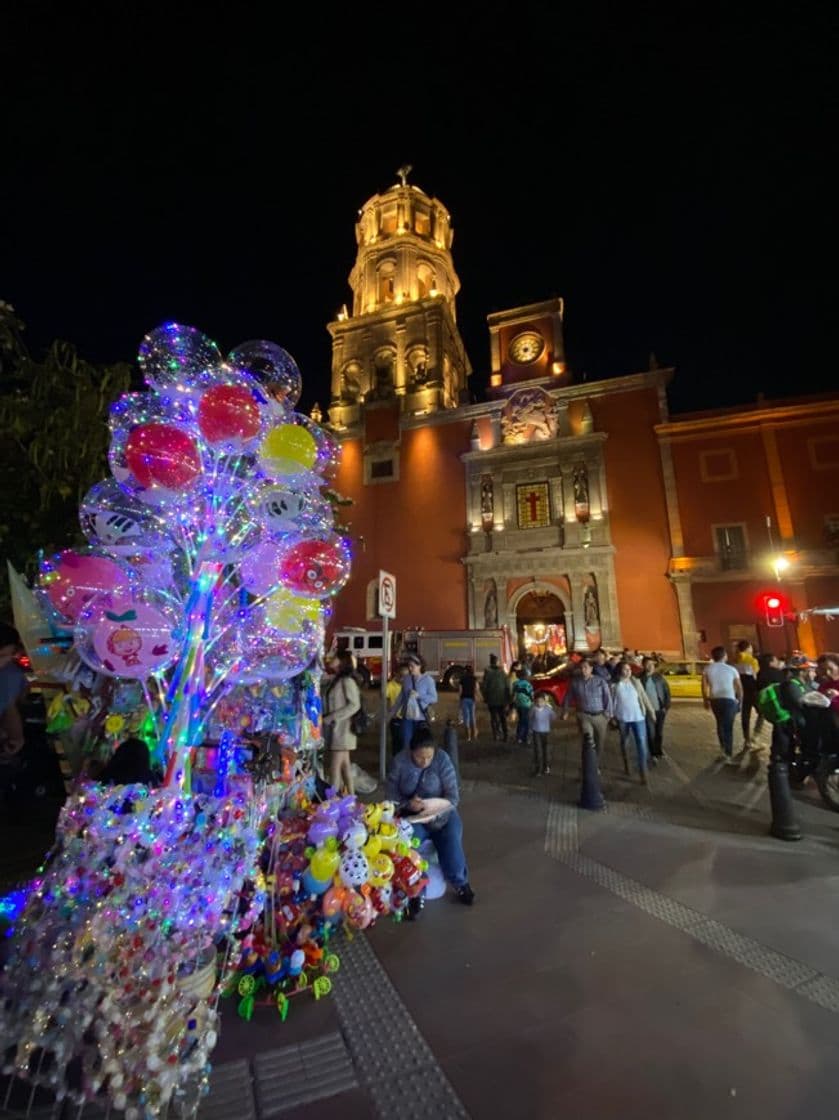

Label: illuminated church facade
[321,173,839,659]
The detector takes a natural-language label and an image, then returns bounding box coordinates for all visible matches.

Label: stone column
[466,568,477,630]
[597,560,622,649]
[489,330,501,376]
[569,576,589,652]
[395,323,407,393]
[560,465,580,548]
[672,576,699,658]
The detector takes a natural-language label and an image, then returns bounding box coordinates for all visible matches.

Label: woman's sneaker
[455,883,475,906]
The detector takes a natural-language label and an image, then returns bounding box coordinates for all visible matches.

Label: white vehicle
[328,626,514,689]
[328,628,393,687]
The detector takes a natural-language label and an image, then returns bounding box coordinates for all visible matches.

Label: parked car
[531,662,574,707]
[657,659,709,699]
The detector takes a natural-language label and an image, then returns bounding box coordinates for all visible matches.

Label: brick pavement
[4,703,839,1118]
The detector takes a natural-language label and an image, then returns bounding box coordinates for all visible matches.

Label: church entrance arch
[507,582,569,667]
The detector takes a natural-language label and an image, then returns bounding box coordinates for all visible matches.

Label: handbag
[405,695,422,721]
[406,766,451,832]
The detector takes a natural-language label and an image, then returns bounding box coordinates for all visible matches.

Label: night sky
[3,5,833,416]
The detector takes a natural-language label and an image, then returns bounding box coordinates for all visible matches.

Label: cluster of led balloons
[38,323,351,687]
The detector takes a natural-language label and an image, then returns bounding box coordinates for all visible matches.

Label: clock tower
[487,298,569,393]
[327,169,471,428]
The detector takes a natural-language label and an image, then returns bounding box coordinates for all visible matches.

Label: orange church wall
[803,577,839,655]
[668,430,775,557]
[591,387,682,652]
[689,580,807,656]
[331,420,470,633]
[773,420,839,549]
[363,403,400,445]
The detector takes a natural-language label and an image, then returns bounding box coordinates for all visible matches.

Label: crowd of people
[702,641,839,764]
[461,649,672,784]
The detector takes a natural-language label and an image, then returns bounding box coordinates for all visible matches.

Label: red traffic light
[761,591,786,628]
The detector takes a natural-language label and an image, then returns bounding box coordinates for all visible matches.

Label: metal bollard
[579,735,605,811]
[767,756,802,841]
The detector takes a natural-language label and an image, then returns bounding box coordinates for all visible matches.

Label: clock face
[509,330,545,365]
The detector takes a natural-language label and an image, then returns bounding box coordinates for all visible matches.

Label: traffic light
[763,593,784,628]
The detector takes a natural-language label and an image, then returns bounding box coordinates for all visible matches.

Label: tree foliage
[0,302,133,609]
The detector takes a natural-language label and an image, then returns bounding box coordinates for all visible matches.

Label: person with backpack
[511,670,534,744]
[322,651,362,794]
[769,655,817,761]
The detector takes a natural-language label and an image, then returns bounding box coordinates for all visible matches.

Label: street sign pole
[377,570,397,783]
[379,613,389,782]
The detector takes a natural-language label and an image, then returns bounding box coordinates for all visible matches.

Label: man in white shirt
[702,646,743,763]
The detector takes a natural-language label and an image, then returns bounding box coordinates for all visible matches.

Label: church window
[378,262,396,304]
[414,208,430,236]
[370,458,394,479]
[713,524,748,570]
[417,263,435,299]
[516,482,551,529]
[381,208,397,235]
[364,444,400,485]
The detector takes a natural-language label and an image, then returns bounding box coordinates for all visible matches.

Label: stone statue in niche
[484,581,498,628]
[583,585,600,631]
[480,475,494,518]
[411,357,428,390]
[340,370,361,403]
[501,388,558,445]
[573,464,590,524]
[573,465,589,506]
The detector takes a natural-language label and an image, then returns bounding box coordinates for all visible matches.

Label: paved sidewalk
[4,704,839,1118]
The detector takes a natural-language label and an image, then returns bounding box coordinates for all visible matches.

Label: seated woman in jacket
[322,651,362,795]
[386,725,475,915]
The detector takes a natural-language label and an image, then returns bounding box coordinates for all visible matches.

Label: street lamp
[765,515,792,581]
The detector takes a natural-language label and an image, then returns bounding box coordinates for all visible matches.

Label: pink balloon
[92,596,177,679]
[44,551,128,623]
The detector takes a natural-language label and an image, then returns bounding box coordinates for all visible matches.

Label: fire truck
[328,627,514,689]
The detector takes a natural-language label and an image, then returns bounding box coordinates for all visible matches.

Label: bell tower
[327,168,471,427]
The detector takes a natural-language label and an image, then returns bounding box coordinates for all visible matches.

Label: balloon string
[141,680,161,739]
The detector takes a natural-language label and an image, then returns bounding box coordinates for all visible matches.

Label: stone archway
[507,581,571,664]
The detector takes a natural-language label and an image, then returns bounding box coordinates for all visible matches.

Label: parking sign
[378,570,396,619]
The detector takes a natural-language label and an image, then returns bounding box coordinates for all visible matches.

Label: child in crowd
[530,692,554,775]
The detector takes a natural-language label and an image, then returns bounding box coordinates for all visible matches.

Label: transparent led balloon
[276,534,352,599]
[138,322,223,392]
[109,391,206,509]
[196,382,270,453]
[42,320,351,791]
[74,586,181,679]
[295,414,342,480]
[39,549,135,627]
[258,422,320,484]
[80,479,169,552]
[251,479,334,540]
[227,339,302,407]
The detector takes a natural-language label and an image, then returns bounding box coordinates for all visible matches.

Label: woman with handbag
[322,651,362,795]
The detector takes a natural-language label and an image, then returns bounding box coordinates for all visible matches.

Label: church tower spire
[328,171,471,427]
